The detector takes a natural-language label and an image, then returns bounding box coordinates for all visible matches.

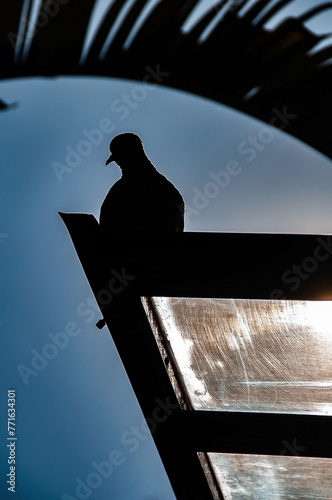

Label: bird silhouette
[99,133,185,235]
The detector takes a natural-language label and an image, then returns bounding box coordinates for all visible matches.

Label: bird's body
[99,134,184,235]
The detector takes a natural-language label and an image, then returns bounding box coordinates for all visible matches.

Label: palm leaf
[311,44,332,66]
[241,0,282,24]
[299,2,332,23]
[0,0,330,158]
[102,0,152,58]
[27,0,96,71]
[124,0,201,57]
[85,0,129,63]
[0,0,26,74]
[256,0,296,27]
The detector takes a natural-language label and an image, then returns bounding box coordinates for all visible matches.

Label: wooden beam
[60,212,332,499]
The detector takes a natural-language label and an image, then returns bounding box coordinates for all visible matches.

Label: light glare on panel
[205,453,332,500]
[146,298,332,415]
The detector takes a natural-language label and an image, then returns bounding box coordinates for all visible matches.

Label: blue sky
[1,1,332,500]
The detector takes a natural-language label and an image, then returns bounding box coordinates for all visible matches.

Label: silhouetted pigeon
[99,133,185,234]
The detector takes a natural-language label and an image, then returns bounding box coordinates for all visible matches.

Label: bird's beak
[105,154,114,166]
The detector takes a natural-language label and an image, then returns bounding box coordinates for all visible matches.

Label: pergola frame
[60,212,332,499]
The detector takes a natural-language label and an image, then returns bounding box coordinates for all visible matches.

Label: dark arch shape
[1,0,332,158]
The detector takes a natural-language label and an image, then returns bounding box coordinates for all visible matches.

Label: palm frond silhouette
[1,0,331,157]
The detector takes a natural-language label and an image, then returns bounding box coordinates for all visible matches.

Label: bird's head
[105,132,145,171]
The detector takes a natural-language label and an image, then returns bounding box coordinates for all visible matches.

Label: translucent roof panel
[146,298,332,414]
[205,453,332,500]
